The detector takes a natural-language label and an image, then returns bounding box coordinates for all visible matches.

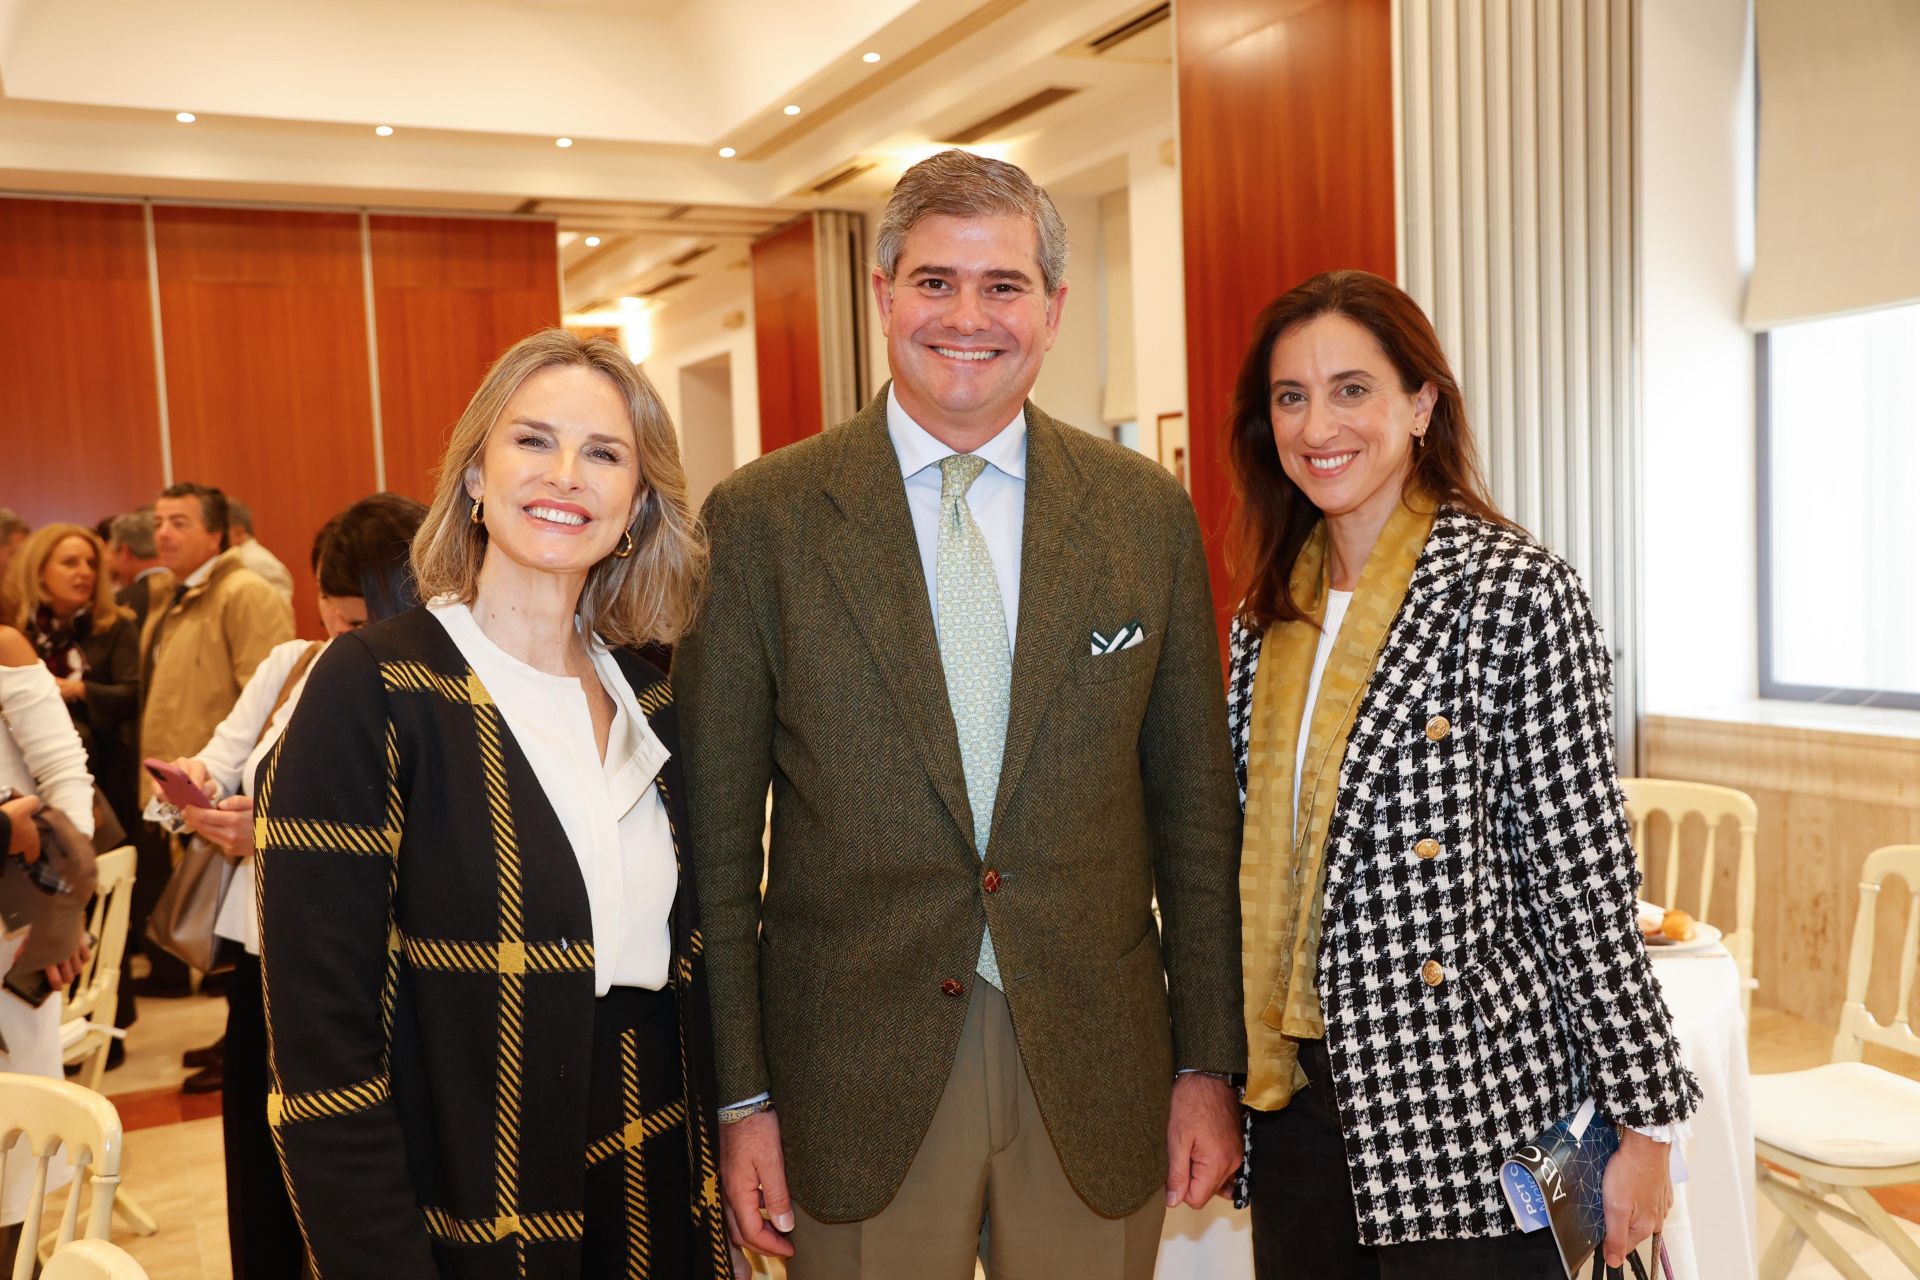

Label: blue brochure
[1501,1099,1673,1280]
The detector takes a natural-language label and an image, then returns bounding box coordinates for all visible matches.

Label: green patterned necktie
[936,454,1009,989]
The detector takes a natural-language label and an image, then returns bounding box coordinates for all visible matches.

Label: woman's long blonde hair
[410,329,707,647]
[5,524,128,630]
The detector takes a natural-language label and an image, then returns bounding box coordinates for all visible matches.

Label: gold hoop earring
[469,499,484,525]
[614,528,636,559]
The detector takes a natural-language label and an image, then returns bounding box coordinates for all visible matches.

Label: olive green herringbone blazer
[676,391,1245,1222]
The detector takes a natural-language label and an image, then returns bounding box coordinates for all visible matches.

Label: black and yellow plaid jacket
[255,606,728,1278]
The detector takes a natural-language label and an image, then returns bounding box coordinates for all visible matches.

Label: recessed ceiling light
[555,137,574,149]
[374,125,394,137]
[718,147,737,159]
[862,51,881,63]
[175,111,196,124]
[584,235,602,247]
[782,105,801,117]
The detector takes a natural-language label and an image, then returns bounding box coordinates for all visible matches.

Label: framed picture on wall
[1156,411,1189,493]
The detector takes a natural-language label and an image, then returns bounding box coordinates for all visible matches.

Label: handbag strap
[256,641,325,751]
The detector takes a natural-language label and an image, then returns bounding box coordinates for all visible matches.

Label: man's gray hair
[875,149,1069,296]
[227,498,255,536]
[109,510,157,559]
[0,508,27,540]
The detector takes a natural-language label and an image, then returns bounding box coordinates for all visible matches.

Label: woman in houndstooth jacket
[1222,271,1700,1279]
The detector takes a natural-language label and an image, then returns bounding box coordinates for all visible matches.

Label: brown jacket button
[983,869,1001,893]
[1415,838,1441,860]
[1425,715,1451,741]
[1420,959,1445,987]
[941,978,964,998]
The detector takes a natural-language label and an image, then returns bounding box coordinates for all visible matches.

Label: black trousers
[224,952,306,1279]
[1248,1038,1563,1280]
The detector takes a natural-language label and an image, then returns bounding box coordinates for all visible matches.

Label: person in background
[0,623,99,1249]
[107,510,168,637]
[0,510,27,586]
[7,524,142,847]
[170,492,426,1280]
[8,522,140,1066]
[138,482,293,1002]
[258,331,730,1278]
[225,498,295,607]
[1222,270,1698,1278]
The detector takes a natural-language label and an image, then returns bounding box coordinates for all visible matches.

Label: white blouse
[201,637,327,956]
[0,661,94,839]
[429,601,675,995]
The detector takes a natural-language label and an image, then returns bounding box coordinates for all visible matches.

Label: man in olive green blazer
[677,150,1245,1279]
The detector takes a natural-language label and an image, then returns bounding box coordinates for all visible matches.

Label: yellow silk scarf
[1238,497,1436,1110]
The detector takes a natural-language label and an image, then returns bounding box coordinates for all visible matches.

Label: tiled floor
[39,994,1918,1278]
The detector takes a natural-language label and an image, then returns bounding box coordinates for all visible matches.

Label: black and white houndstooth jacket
[1227,506,1702,1246]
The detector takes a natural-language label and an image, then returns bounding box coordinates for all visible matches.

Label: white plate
[1644,920,1724,956]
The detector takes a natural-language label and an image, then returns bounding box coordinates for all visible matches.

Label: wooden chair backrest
[41,1239,149,1279]
[0,1075,123,1280]
[1621,778,1759,1008]
[64,847,136,1030]
[1833,845,1920,1066]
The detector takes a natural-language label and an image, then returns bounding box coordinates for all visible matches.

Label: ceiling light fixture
[783,104,801,116]
[584,235,602,247]
[863,51,881,63]
[175,111,196,124]
[375,125,394,137]
[718,147,737,158]
[555,137,574,148]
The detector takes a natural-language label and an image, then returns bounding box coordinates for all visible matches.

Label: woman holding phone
[257,331,731,1279]
[167,492,425,1279]
[1223,271,1698,1278]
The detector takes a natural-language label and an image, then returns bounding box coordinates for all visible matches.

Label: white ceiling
[0,0,1175,313]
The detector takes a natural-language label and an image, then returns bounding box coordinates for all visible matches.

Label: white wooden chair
[41,1239,149,1279]
[49,846,154,1240]
[60,847,135,1092]
[1620,777,1759,1014]
[0,1075,123,1280]
[1752,844,1920,1279]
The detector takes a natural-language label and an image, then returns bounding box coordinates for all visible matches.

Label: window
[1760,302,1920,707]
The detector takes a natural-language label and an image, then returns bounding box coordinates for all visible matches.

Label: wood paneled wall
[1175,0,1398,632]
[0,196,559,638]
[751,216,824,456]
[0,200,165,528]
[370,215,560,499]
[154,207,375,637]
[1642,715,1920,1030]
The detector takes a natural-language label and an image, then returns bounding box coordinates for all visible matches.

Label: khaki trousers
[787,981,1166,1280]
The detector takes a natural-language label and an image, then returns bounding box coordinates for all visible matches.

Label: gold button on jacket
[1424,714,1451,741]
[1420,959,1446,987]
[1414,838,1441,860]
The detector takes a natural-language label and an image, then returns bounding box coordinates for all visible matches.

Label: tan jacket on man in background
[139,548,293,800]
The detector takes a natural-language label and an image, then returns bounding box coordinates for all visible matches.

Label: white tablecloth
[1155,949,1756,1279]
[1648,947,1757,1280]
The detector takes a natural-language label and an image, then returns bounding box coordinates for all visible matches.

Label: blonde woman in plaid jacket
[1222,271,1700,1279]
[257,332,731,1280]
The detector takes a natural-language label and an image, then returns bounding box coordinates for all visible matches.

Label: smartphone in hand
[143,758,213,810]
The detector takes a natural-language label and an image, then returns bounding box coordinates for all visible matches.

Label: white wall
[1637,0,1759,714]
[1124,134,1187,463]
[642,266,759,502]
[1027,191,1105,433]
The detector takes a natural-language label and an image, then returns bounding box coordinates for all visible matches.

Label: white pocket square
[1090,620,1146,655]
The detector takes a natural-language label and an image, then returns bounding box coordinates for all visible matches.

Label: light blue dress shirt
[885,385,1027,648]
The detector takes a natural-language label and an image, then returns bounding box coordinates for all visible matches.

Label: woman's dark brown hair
[1225,269,1509,631]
